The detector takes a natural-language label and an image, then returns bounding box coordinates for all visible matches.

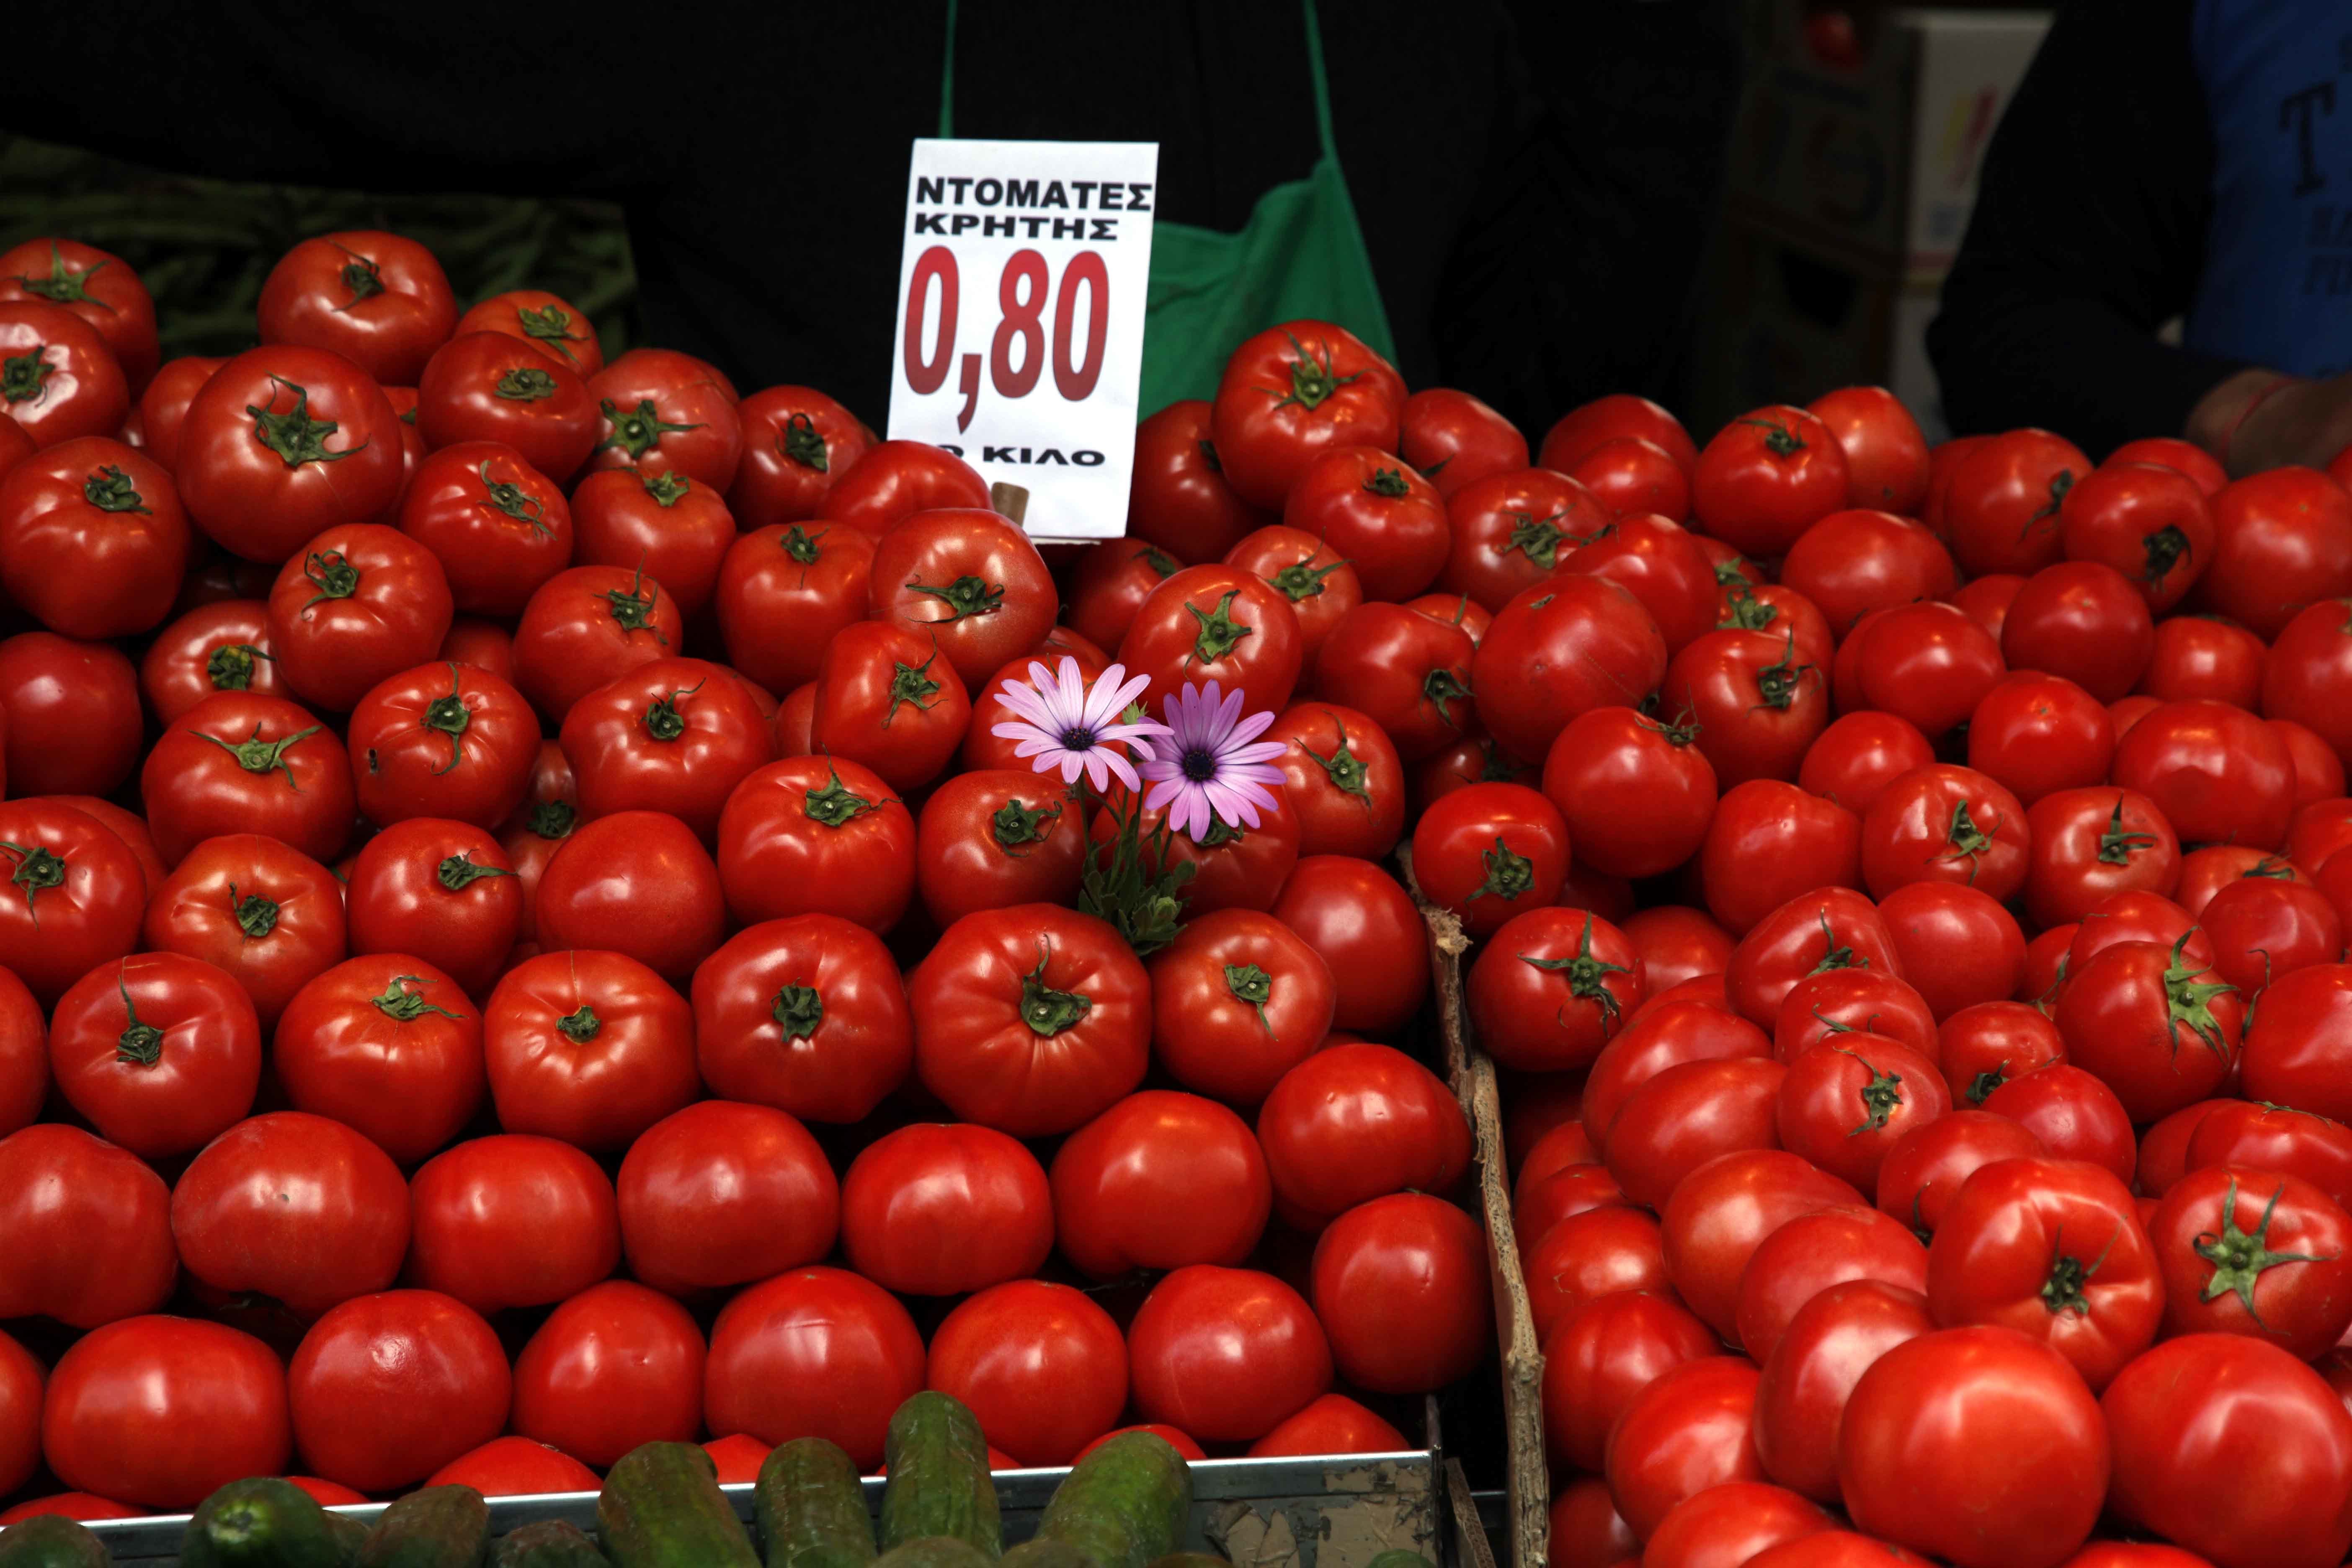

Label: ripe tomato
[2101,1333,2352,1568]
[0,238,157,391]
[2109,434,2228,494]
[347,659,539,832]
[1563,513,1721,656]
[413,331,598,483]
[536,810,727,985]
[1309,601,1477,761]
[1548,1476,1641,1568]
[1256,1043,1470,1234]
[1662,627,1830,787]
[451,287,603,378]
[820,439,991,538]
[1541,708,1715,879]
[49,952,259,1161]
[1660,1148,1865,1338]
[2274,716,2347,807]
[810,619,972,792]
[1644,1483,1831,1568]
[914,769,1082,928]
[1947,572,2025,642]
[1934,1001,2064,1109]
[1126,399,1267,561]
[0,437,188,638]
[408,1134,619,1315]
[0,968,41,1138]
[423,1436,597,1497]
[1604,1054,1783,1209]
[2140,613,2264,709]
[395,440,573,616]
[1540,1290,1717,1473]
[2184,1098,2352,1212]
[1224,525,1361,679]
[1968,673,2113,809]
[0,1123,176,1327]
[511,1281,705,1470]
[717,522,877,697]
[0,1326,35,1498]
[1698,782,1864,937]
[2198,466,2352,640]
[141,691,352,867]
[1808,386,1929,513]
[2149,1164,2352,1358]
[1980,1064,2138,1186]
[716,756,916,933]
[511,563,686,725]
[1752,1279,1936,1504]
[142,834,343,1030]
[1434,467,1607,611]
[1280,444,1450,602]
[2001,561,2156,704]
[2263,599,2352,772]
[2200,872,2343,997]
[176,346,403,560]
[2112,698,2295,851]
[139,599,285,727]
[1798,711,1933,818]
[560,655,772,843]
[692,913,912,1124]
[1859,763,2028,905]
[1692,404,1849,557]
[482,949,697,1153]
[1842,601,2006,740]
[1774,968,1937,1061]
[1522,1199,1673,1341]
[266,521,456,714]
[704,1267,923,1470]
[1269,855,1429,1033]
[2023,786,2180,931]
[0,798,146,1005]
[1068,538,1182,654]
[2060,460,2214,612]
[1942,428,2091,580]
[1208,321,1403,510]
[1777,511,1952,640]
[1124,1266,1332,1449]
[1051,1090,1271,1277]
[1838,1325,2108,1568]
[0,299,128,448]
[615,1098,836,1297]
[1116,561,1303,716]
[138,355,224,473]
[568,468,735,622]
[258,231,454,384]
[1247,1393,1408,1458]
[42,1316,290,1511]
[289,1289,508,1491]
[866,507,1057,693]
[1468,907,1642,1074]
[1147,907,1334,1106]
[2241,962,2352,1121]
[169,1110,407,1320]
[838,1122,1052,1297]
[1776,1038,1950,1194]
[728,384,869,528]
[1473,575,1668,763]
[273,956,483,1166]
[1410,781,1570,939]
[1723,885,1899,1029]
[1542,393,1698,475]
[1568,438,1693,523]
[340,818,518,999]
[1875,1111,2046,1238]
[1311,1193,1488,1396]
[583,347,743,490]
[1604,1356,1768,1542]
[1398,386,1526,497]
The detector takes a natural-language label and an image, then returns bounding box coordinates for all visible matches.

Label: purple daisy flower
[990,656,1166,792]
[1140,680,1288,844]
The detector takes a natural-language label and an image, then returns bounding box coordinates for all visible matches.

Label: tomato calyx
[299,549,361,609]
[1477,738,1525,783]
[248,377,367,468]
[2143,524,2192,587]
[1301,716,1374,804]
[1265,331,1362,413]
[1735,416,1805,458]
[332,242,386,306]
[1935,799,1999,885]
[1224,962,1275,1031]
[907,573,1006,621]
[516,304,587,366]
[196,720,322,786]
[1197,437,1223,472]
[1502,510,1569,570]
[1423,667,1472,730]
[803,763,883,827]
[228,882,279,939]
[1184,589,1256,664]
[206,640,272,691]
[114,971,163,1067]
[1018,948,1093,1035]
[494,367,559,402]
[781,525,825,567]
[82,465,150,515]
[370,974,465,1022]
[477,461,553,535]
[557,1003,602,1043]
[599,563,668,640]
[1836,1046,1905,1132]
[1751,632,1814,712]
[2163,930,2237,1060]
[597,397,703,460]
[771,983,823,1041]
[1637,710,1702,748]
[1140,545,1181,580]
[2241,856,2296,881]
[1,345,54,405]
[2024,469,2076,538]
[1363,467,1412,499]
[529,799,577,840]
[12,242,108,307]
[1197,816,1246,848]
[990,795,1060,854]
[640,470,693,508]
[1520,915,1630,1028]
[1714,555,1754,590]
[1468,835,1535,906]
[1,839,65,914]
[885,654,944,725]
[2096,797,2159,865]
[437,852,514,892]
[2038,1224,2122,1317]
[1268,555,1346,603]
[2194,1176,2337,1325]
[781,412,829,472]
[642,678,707,742]
[423,674,475,774]
[1967,1062,2009,1106]
[1718,587,1778,634]
[1809,913,1865,975]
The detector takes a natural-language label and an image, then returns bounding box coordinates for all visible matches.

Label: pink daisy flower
[991,656,1166,792]
[1140,680,1288,845]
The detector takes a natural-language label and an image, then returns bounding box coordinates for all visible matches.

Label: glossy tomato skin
[1563,512,1721,655]
[396,439,574,615]
[2002,561,2156,703]
[2024,786,2181,930]
[0,1123,177,1327]
[0,237,157,391]
[341,818,519,1000]
[1280,444,1450,602]
[1309,601,1478,761]
[1052,1090,1271,1278]
[716,756,917,934]
[169,1110,409,1320]
[1838,1325,2108,1568]
[1777,510,1952,637]
[140,599,286,727]
[1967,671,2114,806]
[266,521,455,713]
[811,619,972,792]
[1943,428,2090,580]
[0,970,42,1138]
[1700,784,1867,938]
[423,1436,597,1498]
[2200,872,2343,997]
[1127,399,1269,561]
[348,659,539,831]
[1691,404,1849,557]
[414,331,597,482]
[1603,1355,1769,1542]
[0,1327,35,1497]
[616,1099,836,1296]
[1661,627,1830,787]
[138,355,225,473]
[839,1123,1053,1297]
[1542,393,1698,475]
[273,956,485,1167]
[0,299,128,448]
[1934,1001,2064,1109]
[511,563,686,725]
[1256,1043,1472,1230]
[41,1315,290,1511]
[1473,575,1668,763]
[1398,386,1526,498]
[49,952,261,1161]
[583,347,743,490]
[1723,886,1900,1029]
[929,1279,1129,1464]
[1436,467,1609,611]
[2198,466,2352,640]
[867,508,1057,693]
[177,346,403,560]
[407,1134,619,1316]
[1469,907,1643,1074]
[535,810,727,986]
[1844,601,2006,740]
[821,439,991,538]
[2110,434,2228,493]
[1981,1065,2138,1185]
[0,799,147,1006]
[2061,460,2214,611]
[1568,438,1692,524]
[2184,1097,2352,1211]
[1312,1193,1490,1394]
[1542,707,1716,879]
[2240,962,2352,1121]
[1128,1266,1333,1442]
[1660,1148,1864,1339]
[915,769,1084,928]
[1808,385,1929,513]
[452,288,603,378]
[0,437,188,637]
[1247,1393,1408,1457]
[511,1280,706,1470]
[1117,562,1303,716]
[2140,614,2264,709]
[484,949,699,1153]
[705,1267,923,1469]
[2102,1332,2352,1568]
[1410,781,1571,939]
[693,914,913,1125]
[1645,1484,1830,1568]
[717,522,878,697]
[562,655,773,844]
[1539,1289,1717,1473]
[1208,321,1403,510]
[1547,1476,1640,1568]
[1775,1039,1950,1194]
[2149,1163,2352,1357]
[143,691,354,867]
[258,231,454,385]
[1147,907,1334,1106]
[1229,534,1360,683]
[2112,698,2295,851]
[288,1289,510,1492]
[1797,711,1934,818]
[728,384,870,528]
[1270,855,1429,1032]
[1753,1279,1936,1504]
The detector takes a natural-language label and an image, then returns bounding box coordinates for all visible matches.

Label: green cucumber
[1028,1433,1190,1568]
[879,1393,998,1560]
[0,1514,111,1568]
[179,1477,345,1568]
[871,1541,992,1568]
[490,1522,609,1568]
[756,1437,877,1568]
[598,1442,758,1568]
[357,1486,490,1568]
[997,1541,1094,1568]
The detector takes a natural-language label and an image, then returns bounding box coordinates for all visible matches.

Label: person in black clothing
[1931,0,2352,472]
[2,1,1740,440]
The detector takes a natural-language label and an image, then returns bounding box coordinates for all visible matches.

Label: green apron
[937,0,1398,418]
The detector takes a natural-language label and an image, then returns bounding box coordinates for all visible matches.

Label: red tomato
[1563,513,1721,656]
[2022,786,2181,930]
[1128,1266,1333,1442]
[1603,1356,1768,1542]
[511,562,686,725]
[1980,1064,2138,1186]
[865,507,1057,693]
[258,231,453,384]
[2108,435,2228,494]
[482,949,697,1152]
[141,691,352,867]
[0,1496,147,1526]
[1225,525,1362,679]
[1127,400,1269,561]
[616,1099,837,1295]
[265,521,454,713]
[535,810,727,986]
[347,659,538,833]
[1068,538,1184,655]
[2198,466,2352,640]
[1581,999,1766,1158]
[1699,783,1866,937]
[2200,872,2343,997]
[1541,393,1698,475]
[1549,1476,1641,1568]
[691,913,912,1125]
[2273,716,2347,807]
[2140,1098,2236,1199]
[1115,561,1304,717]
[2263,599,2352,775]
[1473,575,1668,763]
[1775,1037,1950,1195]
[2149,1164,2352,1358]
[141,835,344,1034]
[0,238,157,391]
[728,385,870,529]
[1778,511,1953,639]
[273,956,485,1166]
[810,619,973,792]
[1808,386,1929,514]
[1146,906,1334,1104]
[1052,1090,1271,1278]
[2141,613,2265,708]
[1645,1485,1831,1568]
[1468,906,1643,1074]
[1692,405,1849,558]
[1280,444,1450,602]
[716,522,878,697]
[0,1327,36,1498]
[1843,601,2006,740]
[1877,1111,2046,1238]
[2001,561,2156,704]
[510,1281,704,1470]
[1723,886,1900,1029]
[288,1289,508,1491]
[1660,1148,1863,1339]
[0,798,146,1006]
[0,299,128,448]
[1540,1289,1717,1473]
[704,1267,922,1470]
[422,1436,596,1498]
[1409,780,1570,939]
[701,1434,773,1484]
[1246,1393,1408,1458]
[914,769,1083,928]
[1542,708,1716,879]
[716,756,917,934]
[839,1122,1052,1297]
[0,1122,176,1327]
[451,288,604,378]
[821,440,992,538]
[1968,675,2112,815]
[2113,698,2296,851]
[583,347,742,490]
[48,952,259,1161]
[394,440,573,616]
[1661,627,1830,787]
[1752,1279,1936,1504]
[1798,711,1934,818]
[1256,1042,1471,1230]
[2101,1333,2352,1568]
[1838,1325,2108,1568]
[2241,962,2352,1121]
[342,818,520,999]
[1310,1194,1488,1393]
[169,1110,407,1320]
[408,1134,618,1315]
[1934,1001,2065,1109]
[2184,1097,2352,1213]
[413,331,597,483]
[0,437,188,639]
[1942,428,2091,579]
[1435,467,1606,612]
[1398,386,1527,498]
[175,346,403,561]
[1773,967,1937,1060]
[560,655,772,843]
[928,1279,1128,1465]
[2060,460,2214,612]
[1522,1201,1672,1341]
[1208,321,1403,510]
[0,969,41,1138]
[41,1316,289,1510]
[139,599,284,726]
[1567,438,1692,523]
[1309,601,1478,762]
[1947,571,2024,643]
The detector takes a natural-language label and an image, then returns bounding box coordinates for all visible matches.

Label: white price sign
[885,139,1159,543]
